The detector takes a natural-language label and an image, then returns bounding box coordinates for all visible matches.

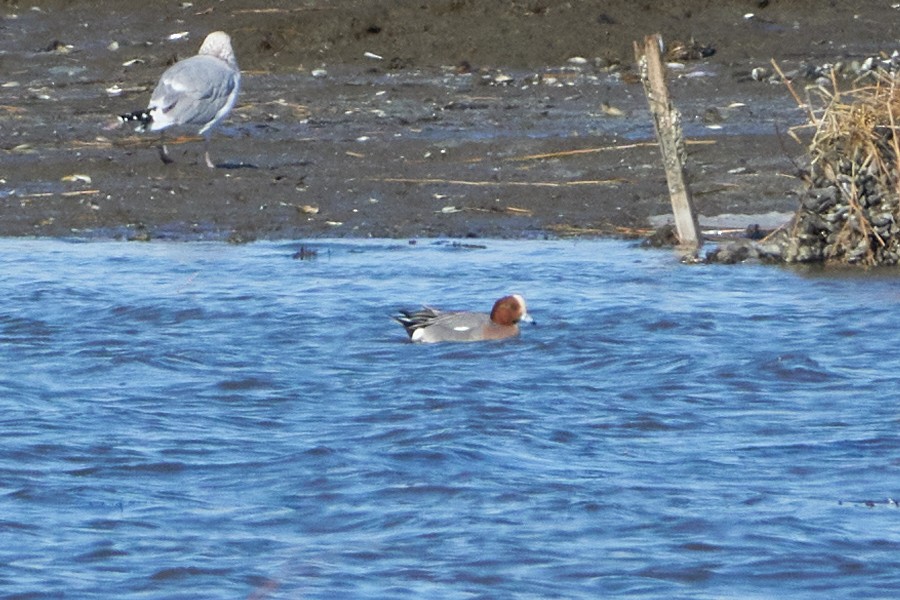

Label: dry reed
[784,69,900,265]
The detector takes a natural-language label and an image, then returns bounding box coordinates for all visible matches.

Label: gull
[119,31,240,168]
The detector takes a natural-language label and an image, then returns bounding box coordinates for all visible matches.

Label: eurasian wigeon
[394,294,534,343]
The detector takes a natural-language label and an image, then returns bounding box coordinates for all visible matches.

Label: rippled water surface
[2,238,899,599]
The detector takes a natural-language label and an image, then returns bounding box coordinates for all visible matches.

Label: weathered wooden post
[634,34,702,250]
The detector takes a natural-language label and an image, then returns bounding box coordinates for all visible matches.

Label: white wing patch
[165,78,190,93]
[453,326,472,332]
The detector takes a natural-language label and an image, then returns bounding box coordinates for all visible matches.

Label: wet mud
[1,1,898,240]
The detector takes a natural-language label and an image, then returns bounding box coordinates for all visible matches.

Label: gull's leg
[203,134,216,169]
[157,131,174,165]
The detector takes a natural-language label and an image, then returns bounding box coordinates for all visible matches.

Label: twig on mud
[19,190,100,199]
[372,177,627,188]
[441,205,535,216]
[547,223,632,236]
[112,134,200,150]
[773,122,810,183]
[759,221,789,243]
[504,139,715,162]
[234,99,310,119]
[692,183,740,196]
[232,8,338,14]
[771,58,816,123]
[70,139,114,149]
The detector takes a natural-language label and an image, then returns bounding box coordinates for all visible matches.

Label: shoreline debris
[781,71,900,266]
[706,67,900,267]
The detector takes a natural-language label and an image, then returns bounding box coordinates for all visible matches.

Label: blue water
[1,238,899,599]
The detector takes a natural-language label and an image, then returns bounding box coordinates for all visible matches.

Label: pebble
[751,49,900,85]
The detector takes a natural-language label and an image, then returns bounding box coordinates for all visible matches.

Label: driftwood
[634,34,702,250]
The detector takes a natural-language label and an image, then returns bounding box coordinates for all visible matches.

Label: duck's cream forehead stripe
[394,295,529,343]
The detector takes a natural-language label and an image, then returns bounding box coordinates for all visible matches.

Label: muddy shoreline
[1,1,898,240]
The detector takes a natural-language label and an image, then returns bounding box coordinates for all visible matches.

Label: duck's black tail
[118,109,153,132]
[393,307,440,337]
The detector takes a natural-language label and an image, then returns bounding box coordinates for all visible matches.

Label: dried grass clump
[784,71,900,265]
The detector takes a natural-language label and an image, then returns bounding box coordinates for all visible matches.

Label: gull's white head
[198,31,237,67]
